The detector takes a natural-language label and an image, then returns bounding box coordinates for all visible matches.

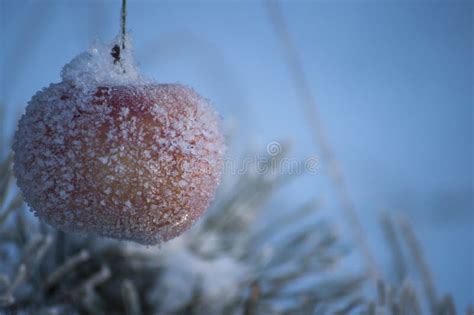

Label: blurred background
[1,0,472,311]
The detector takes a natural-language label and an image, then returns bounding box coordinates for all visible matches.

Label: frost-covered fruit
[12,35,224,245]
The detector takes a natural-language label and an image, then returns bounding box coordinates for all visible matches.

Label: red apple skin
[13,82,224,245]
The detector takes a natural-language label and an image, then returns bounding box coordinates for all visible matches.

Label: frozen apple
[12,34,225,245]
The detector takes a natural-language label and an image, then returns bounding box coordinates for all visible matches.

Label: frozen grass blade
[44,249,90,290]
[264,0,379,281]
[380,212,407,284]
[399,217,438,313]
[121,279,142,315]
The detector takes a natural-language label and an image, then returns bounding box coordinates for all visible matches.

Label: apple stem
[121,0,127,50]
[112,0,127,66]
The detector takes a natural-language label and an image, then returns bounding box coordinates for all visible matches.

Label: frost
[147,237,249,313]
[61,33,148,89]
[12,30,225,245]
[120,107,130,118]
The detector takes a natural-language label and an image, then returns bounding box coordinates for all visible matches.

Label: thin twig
[44,249,90,290]
[0,155,13,206]
[264,0,379,280]
[399,217,438,314]
[73,265,111,298]
[0,195,23,226]
[380,211,407,283]
[0,264,26,306]
[121,0,127,49]
[399,281,422,315]
[121,279,142,315]
[112,0,127,63]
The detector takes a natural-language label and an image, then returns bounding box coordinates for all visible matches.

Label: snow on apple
[12,33,225,245]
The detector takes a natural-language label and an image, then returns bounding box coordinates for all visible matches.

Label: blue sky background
[1,0,472,310]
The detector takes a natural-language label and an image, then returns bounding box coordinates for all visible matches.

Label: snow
[146,237,249,313]
[61,33,148,88]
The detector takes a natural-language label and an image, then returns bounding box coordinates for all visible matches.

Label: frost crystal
[61,33,148,89]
